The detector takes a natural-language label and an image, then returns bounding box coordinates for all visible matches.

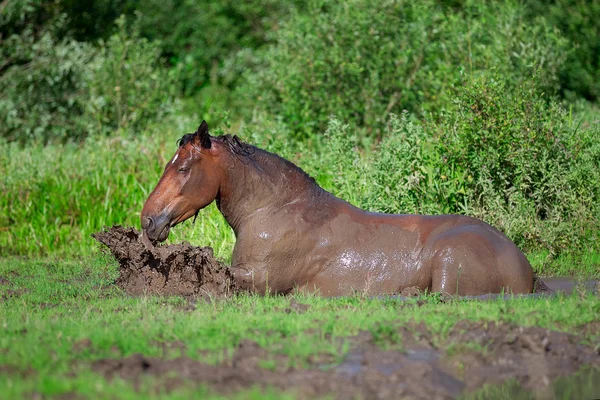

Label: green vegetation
[2,0,599,273]
[1,257,598,398]
[241,0,568,136]
[1,4,177,143]
[1,1,600,396]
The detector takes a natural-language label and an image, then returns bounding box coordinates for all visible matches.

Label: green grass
[528,250,600,278]
[0,122,235,261]
[1,256,598,399]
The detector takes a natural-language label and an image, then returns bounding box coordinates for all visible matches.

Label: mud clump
[93,226,237,299]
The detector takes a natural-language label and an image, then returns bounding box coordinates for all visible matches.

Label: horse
[141,121,534,296]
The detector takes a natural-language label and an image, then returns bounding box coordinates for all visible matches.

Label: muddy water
[542,276,598,294]
[94,226,598,301]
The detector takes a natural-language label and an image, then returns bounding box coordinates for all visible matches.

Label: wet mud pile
[92,320,600,399]
[93,226,237,299]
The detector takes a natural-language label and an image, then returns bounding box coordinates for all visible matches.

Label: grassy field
[1,256,599,399]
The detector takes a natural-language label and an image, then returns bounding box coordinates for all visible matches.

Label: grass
[1,255,599,399]
[528,250,600,278]
[0,122,235,261]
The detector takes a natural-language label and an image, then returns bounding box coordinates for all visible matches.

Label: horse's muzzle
[141,213,171,242]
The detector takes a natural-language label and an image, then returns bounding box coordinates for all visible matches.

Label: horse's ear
[196,120,211,149]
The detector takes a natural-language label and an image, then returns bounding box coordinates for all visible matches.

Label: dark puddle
[542,276,598,294]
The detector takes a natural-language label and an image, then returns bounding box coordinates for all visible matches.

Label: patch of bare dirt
[443,320,600,392]
[0,288,28,302]
[91,321,600,399]
[93,226,237,299]
[92,339,462,399]
[400,286,422,297]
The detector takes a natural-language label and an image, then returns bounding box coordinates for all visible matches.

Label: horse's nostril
[145,217,155,231]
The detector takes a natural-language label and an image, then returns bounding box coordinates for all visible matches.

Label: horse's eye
[177,166,190,173]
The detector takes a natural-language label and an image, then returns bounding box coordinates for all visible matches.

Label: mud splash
[92,226,237,299]
[92,320,600,399]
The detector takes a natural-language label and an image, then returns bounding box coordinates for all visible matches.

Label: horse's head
[141,121,223,242]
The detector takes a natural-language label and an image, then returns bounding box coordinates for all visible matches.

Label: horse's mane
[177,132,319,189]
[177,133,253,157]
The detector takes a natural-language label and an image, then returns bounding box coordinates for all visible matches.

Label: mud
[94,226,598,303]
[92,226,237,299]
[542,276,598,294]
[92,320,600,399]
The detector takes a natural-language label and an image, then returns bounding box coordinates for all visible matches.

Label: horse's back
[337,209,534,295]
[411,214,534,295]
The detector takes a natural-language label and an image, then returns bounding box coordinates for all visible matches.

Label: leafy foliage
[316,74,600,255]
[131,0,303,95]
[239,0,568,137]
[0,0,91,142]
[526,0,600,102]
[0,6,176,143]
[81,17,178,137]
[439,74,600,253]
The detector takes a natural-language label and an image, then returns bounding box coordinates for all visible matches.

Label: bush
[316,73,600,255]
[0,7,177,143]
[439,73,600,253]
[81,17,178,137]
[132,0,303,96]
[240,0,568,138]
[525,0,600,102]
[0,1,92,143]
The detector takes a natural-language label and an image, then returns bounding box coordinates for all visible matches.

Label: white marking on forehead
[171,153,179,164]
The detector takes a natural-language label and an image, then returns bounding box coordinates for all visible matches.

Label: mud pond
[93,226,600,399]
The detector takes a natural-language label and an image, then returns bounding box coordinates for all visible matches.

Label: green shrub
[0,8,177,143]
[240,0,568,138]
[81,17,178,137]
[439,73,600,253]
[525,0,600,102]
[318,113,466,215]
[132,0,303,96]
[314,73,600,256]
[0,1,92,143]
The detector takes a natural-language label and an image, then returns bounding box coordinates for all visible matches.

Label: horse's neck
[216,149,323,235]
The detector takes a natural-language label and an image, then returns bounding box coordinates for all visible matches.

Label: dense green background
[1,0,599,275]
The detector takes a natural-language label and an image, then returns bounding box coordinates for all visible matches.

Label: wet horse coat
[141,122,534,296]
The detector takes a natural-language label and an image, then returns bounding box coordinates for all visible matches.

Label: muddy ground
[94,226,590,301]
[92,318,600,399]
[90,226,600,398]
[93,226,236,299]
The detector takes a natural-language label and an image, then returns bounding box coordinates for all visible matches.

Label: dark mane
[218,134,255,157]
[177,132,319,187]
[229,136,319,187]
[177,133,254,157]
[177,133,197,148]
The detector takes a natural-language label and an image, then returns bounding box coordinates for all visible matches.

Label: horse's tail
[533,275,553,294]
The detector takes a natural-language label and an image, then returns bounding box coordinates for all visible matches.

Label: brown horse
[141,121,534,296]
